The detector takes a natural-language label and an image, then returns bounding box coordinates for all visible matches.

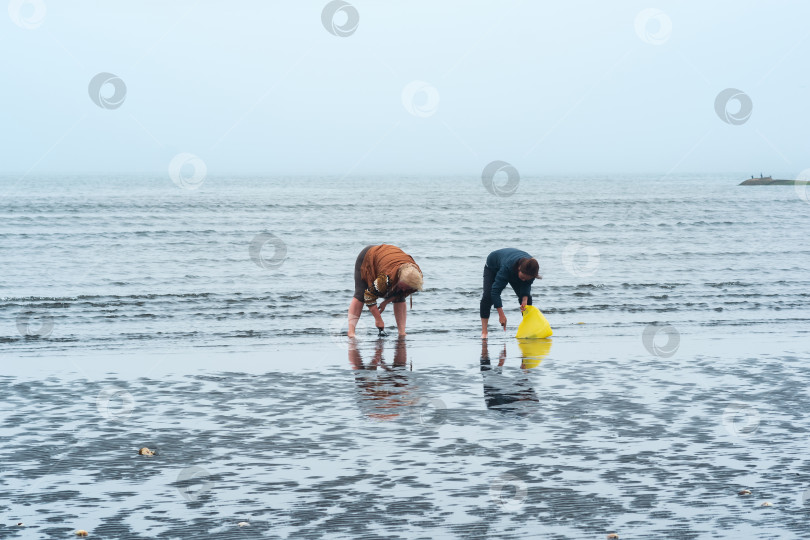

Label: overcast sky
[2,0,809,177]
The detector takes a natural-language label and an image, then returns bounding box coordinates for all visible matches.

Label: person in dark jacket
[480,248,540,339]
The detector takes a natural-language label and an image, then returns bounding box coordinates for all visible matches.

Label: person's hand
[499,312,507,330]
[520,297,528,311]
[379,299,390,313]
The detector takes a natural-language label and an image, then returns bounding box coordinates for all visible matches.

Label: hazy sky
[2,0,809,177]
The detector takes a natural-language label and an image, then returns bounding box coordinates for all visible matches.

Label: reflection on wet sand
[479,340,552,413]
[517,338,552,369]
[348,338,416,420]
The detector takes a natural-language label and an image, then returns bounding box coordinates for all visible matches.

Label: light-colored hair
[398,263,423,291]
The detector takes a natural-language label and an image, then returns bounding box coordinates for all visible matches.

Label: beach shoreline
[2,331,808,538]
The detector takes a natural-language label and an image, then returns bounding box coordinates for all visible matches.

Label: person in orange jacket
[347,244,423,338]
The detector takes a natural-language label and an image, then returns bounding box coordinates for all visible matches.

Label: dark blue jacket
[486,248,534,309]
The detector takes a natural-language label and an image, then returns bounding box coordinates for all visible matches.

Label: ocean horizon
[6,0,810,537]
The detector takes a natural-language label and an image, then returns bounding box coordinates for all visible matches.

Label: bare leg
[393,302,407,336]
[481,318,488,339]
[347,297,363,337]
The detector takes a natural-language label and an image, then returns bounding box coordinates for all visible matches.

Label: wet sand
[2,333,809,539]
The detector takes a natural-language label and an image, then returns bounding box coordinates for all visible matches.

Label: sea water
[1,174,809,538]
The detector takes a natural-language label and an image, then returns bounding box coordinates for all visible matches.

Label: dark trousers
[480,265,532,319]
[353,246,373,302]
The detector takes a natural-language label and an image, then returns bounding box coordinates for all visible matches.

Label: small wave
[705,281,751,288]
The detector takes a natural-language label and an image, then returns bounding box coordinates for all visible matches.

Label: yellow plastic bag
[515,305,553,339]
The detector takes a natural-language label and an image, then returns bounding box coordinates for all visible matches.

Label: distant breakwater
[740,176,810,185]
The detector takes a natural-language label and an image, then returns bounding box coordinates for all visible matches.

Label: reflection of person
[480,248,540,339]
[348,338,413,420]
[480,342,539,413]
[348,244,423,338]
